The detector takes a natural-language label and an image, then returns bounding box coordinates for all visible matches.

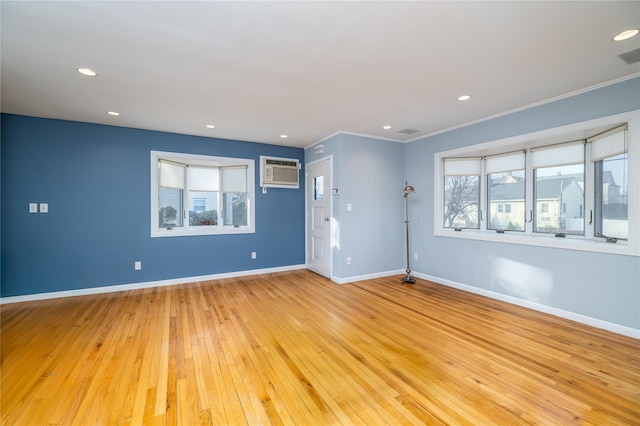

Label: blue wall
[405,77,640,330]
[1,114,305,297]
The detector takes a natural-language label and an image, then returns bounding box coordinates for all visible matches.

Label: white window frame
[531,140,586,236]
[485,150,526,232]
[434,110,639,257]
[151,150,255,238]
[442,157,482,229]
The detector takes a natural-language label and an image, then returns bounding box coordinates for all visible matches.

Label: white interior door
[306,158,332,278]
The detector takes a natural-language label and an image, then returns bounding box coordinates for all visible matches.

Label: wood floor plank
[130,288,162,425]
[2,270,639,425]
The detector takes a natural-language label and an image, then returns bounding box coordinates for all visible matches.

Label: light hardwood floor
[1,270,639,425]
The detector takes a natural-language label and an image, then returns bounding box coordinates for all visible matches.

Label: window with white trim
[486,151,525,232]
[531,141,585,235]
[591,126,629,241]
[434,111,639,256]
[443,158,481,229]
[151,151,255,237]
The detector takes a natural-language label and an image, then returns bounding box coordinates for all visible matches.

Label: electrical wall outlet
[134,261,142,270]
[39,203,48,213]
[29,203,38,213]
[346,257,352,265]
[251,251,257,259]
[414,253,419,261]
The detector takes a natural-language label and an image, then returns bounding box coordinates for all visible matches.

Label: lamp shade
[403,184,415,195]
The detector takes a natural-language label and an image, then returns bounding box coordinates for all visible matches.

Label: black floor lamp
[402,181,416,284]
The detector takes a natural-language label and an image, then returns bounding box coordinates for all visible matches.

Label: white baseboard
[332,269,404,285]
[414,272,640,339]
[0,264,306,305]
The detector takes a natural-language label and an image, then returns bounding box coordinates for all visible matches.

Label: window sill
[151,226,255,238]
[434,228,638,257]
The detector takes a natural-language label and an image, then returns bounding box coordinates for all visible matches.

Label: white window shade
[188,166,219,191]
[444,157,481,176]
[589,126,627,162]
[485,151,525,174]
[159,161,184,189]
[531,141,584,168]
[222,167,247,192]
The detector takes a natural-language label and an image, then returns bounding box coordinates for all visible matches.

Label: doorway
[306,157,332,278]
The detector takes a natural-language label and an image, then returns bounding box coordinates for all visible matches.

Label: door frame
[305,156,333,279]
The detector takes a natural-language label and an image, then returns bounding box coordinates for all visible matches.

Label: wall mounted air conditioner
[260,156,300,189]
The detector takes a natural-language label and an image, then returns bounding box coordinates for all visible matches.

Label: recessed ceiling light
[458,95,471,101]
[77,68,97,77]
[206,124,216,129]
[107,111,120,116]
[280,134,288,138]
[613,29,639,41]
[383,125,392,130]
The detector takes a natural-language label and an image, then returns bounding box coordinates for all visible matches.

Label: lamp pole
[402,181,416,284]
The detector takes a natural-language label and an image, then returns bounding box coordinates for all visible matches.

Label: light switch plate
[39,203,49,213]
[29,203,38,213]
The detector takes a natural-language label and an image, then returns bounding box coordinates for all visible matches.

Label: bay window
[151,151,255,237]
[434,111,639,256]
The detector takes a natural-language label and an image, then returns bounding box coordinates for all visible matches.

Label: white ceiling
[1,1,639,148]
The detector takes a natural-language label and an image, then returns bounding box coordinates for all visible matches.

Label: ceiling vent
[618,48,640,65]
[397,128,419,135]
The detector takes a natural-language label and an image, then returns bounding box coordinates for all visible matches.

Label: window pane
[314,176,324,200]
[159,187,183,228]
[488,170,525,231]
[595,153,628,239]
[223,192,247,226]
[534,164,584,234]
[189,191,218,226]
[444,175,480,229]
[222,167,248,227]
